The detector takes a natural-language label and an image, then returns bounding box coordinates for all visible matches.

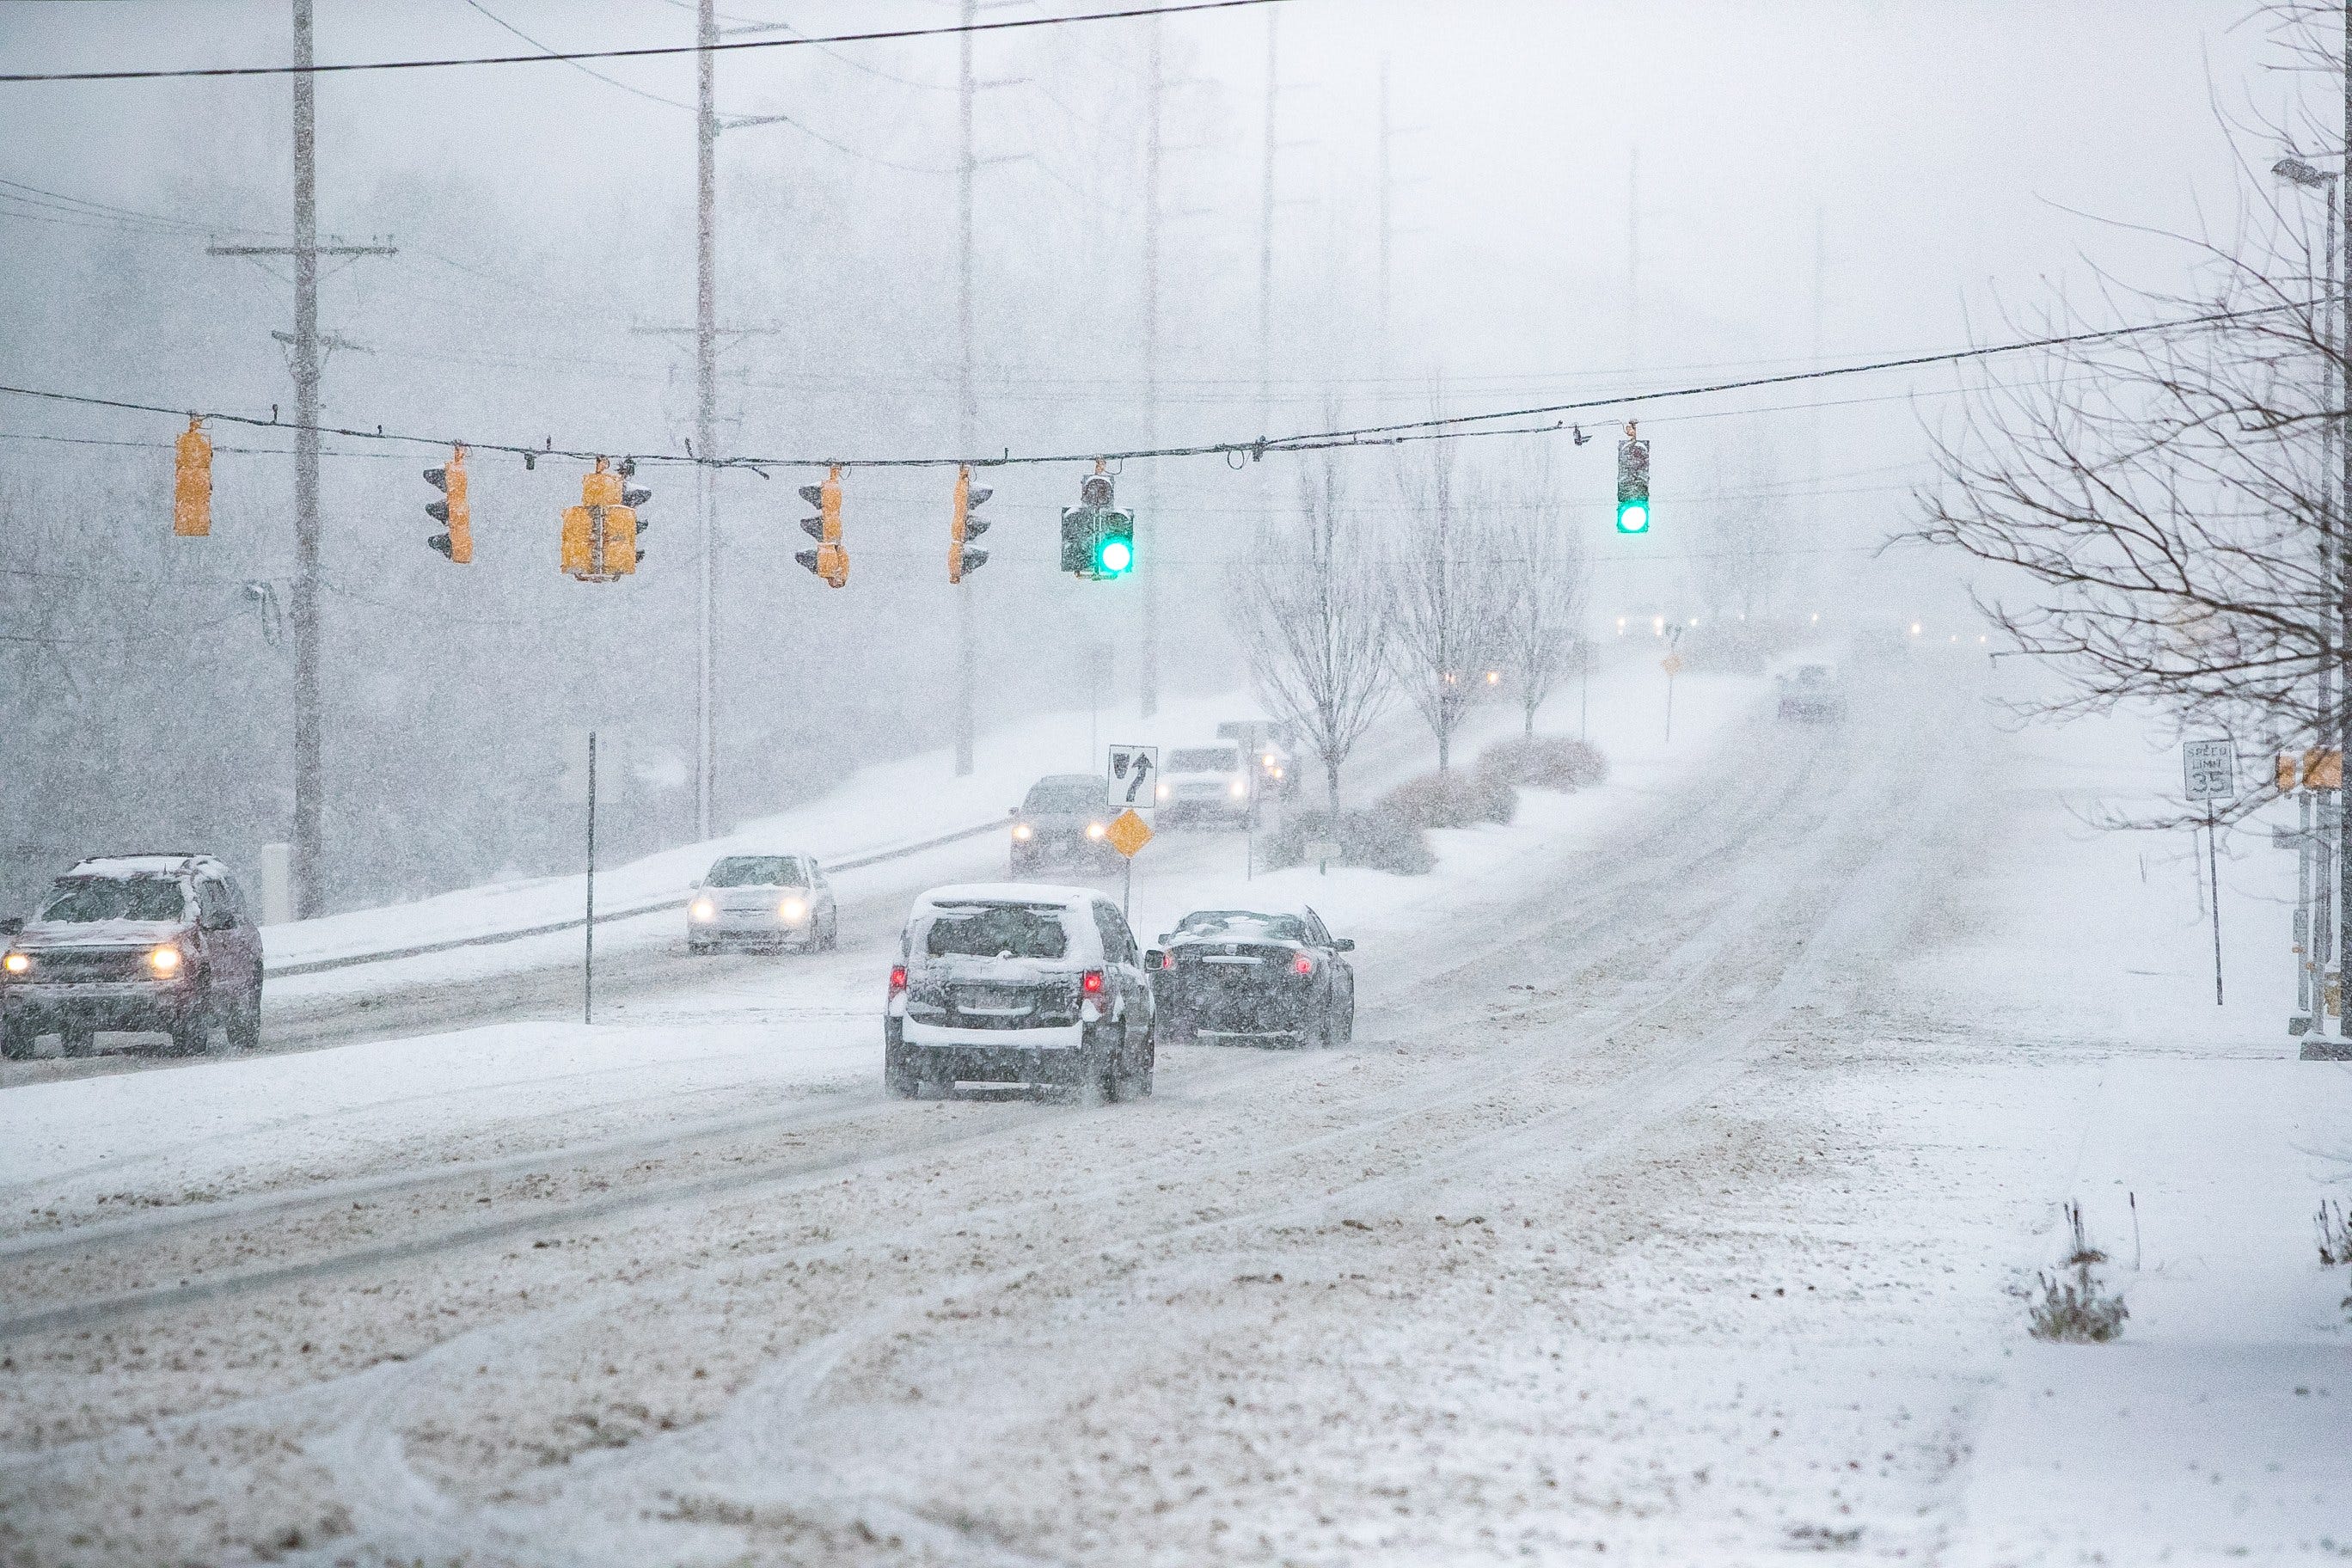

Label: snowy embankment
[0,654,1757,1213]
[1895,704,2352,1560]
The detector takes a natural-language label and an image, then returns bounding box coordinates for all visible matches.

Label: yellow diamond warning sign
[1106,808,1154,859]
[1660,652,1685,677]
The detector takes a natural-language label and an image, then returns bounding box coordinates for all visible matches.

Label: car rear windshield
[1175,910,1307,943]
[40,879,188,923]
[1025,781,1103,812]
[705,856,804,888]
[923,904,1070,959]
[1168,748,1240,773]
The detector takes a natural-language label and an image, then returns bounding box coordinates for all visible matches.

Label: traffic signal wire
[0,296,2305,479]
[0,0,1290,84]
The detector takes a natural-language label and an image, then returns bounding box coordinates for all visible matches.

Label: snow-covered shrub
[2029,1203,2127,1342]
[1262,807,1436,875]
[2317,1197,2351,1267]
[2029,1265,2129,1342]
[1381,768,1516,830]
[1476,735,1609,792]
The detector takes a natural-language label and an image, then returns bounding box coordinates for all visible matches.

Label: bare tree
[1912,3,2347,758]
[1491,441,1588,737]
[1387,435,1510,769]
[1231,456,1391,814]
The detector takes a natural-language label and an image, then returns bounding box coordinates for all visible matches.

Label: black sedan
[1147,907,1355,1048]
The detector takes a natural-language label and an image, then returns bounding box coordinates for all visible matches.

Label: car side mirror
[1332,938,1354,952]
[203,910,235,931]
[0,916,21,937]
[1144,948,1167,971]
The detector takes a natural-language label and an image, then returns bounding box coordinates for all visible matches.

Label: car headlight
[690,897,717,922]
[1156,782,1170,800]
[1228,780,1247,799]
[1012,823,1033,842]
[2,951,28,977]
[779,897,807,922]
[148,944,183,976]
[1085,821,1107,841]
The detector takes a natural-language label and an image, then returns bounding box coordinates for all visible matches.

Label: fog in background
[0,0,2264,913]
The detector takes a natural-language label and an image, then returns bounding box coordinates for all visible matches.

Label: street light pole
[2338,0,2352,1043]
[2275,149,2346,1048]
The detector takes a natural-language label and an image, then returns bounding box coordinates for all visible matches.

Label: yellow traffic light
[602,500,639,577]
[949,463,992,584]
[561,502,595,577]
[563,456,639,582]
[795,464,848,588]
[426,444,471,563]
[173,416,211,537]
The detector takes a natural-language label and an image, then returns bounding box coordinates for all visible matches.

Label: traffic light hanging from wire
[1615,424,1651,535]
[560,456,645,582]
[1059,462,1135,580]
[173,416,211,537]
[797,464,848,588]
[425,444,471,563]
[949,464,991,583]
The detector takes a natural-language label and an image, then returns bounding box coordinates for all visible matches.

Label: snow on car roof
[915,882,1100,912]
[64,854,228,880]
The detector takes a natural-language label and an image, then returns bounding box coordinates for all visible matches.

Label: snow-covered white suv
[885,883,1155,1101]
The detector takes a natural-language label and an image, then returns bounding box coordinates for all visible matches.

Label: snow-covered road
[2,656,2345,1565]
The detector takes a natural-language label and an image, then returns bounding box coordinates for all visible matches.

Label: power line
[0,0,1289,84]
[0,298,2288,475]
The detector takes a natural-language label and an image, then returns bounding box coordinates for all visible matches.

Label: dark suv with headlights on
[1,854,264,1058]
[1008,774,1118,875]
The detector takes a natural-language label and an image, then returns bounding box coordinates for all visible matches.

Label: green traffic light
[1096,534,1133,575]
[1616,500,1650,535]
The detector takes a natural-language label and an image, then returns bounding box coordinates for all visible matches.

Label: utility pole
[1375,57,1391,374]
[209,0,392,920]
[634,8,787,833]
[956,0,981,775]
[1258,9,1278,425]
[695,0,717,840]
[1626,147,1640,372]
[1140,15,1163,721]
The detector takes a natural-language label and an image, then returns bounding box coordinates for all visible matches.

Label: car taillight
[888,965,909,994]
[1156,951,1173,970]
[1081,970,1105,995]
[1292,953,1314,976]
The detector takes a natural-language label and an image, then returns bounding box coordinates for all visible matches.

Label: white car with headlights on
[884,883,1155,1100]
[686,854,838,954]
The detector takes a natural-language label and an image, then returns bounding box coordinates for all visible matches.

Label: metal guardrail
[268,818,1007,979]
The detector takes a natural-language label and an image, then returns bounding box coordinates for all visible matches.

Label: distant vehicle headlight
[1085,821,1107,841]
[148,944,182,976]
[2,952,28,976]
[1012,823,1034,842]
[690,897,717,922]
[1156,782,1170,800]
[1228,780,1247,799]
[779,897,807,922]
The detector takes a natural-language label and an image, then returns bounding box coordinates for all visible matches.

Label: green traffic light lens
[1616,502,1650,535]
[1098,537,1133,573]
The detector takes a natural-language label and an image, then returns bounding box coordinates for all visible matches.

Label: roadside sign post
[584,730,597,1026]
[1660,628,1687,744]
[1105,807,1154,921]
[2183,738,2235,1006]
